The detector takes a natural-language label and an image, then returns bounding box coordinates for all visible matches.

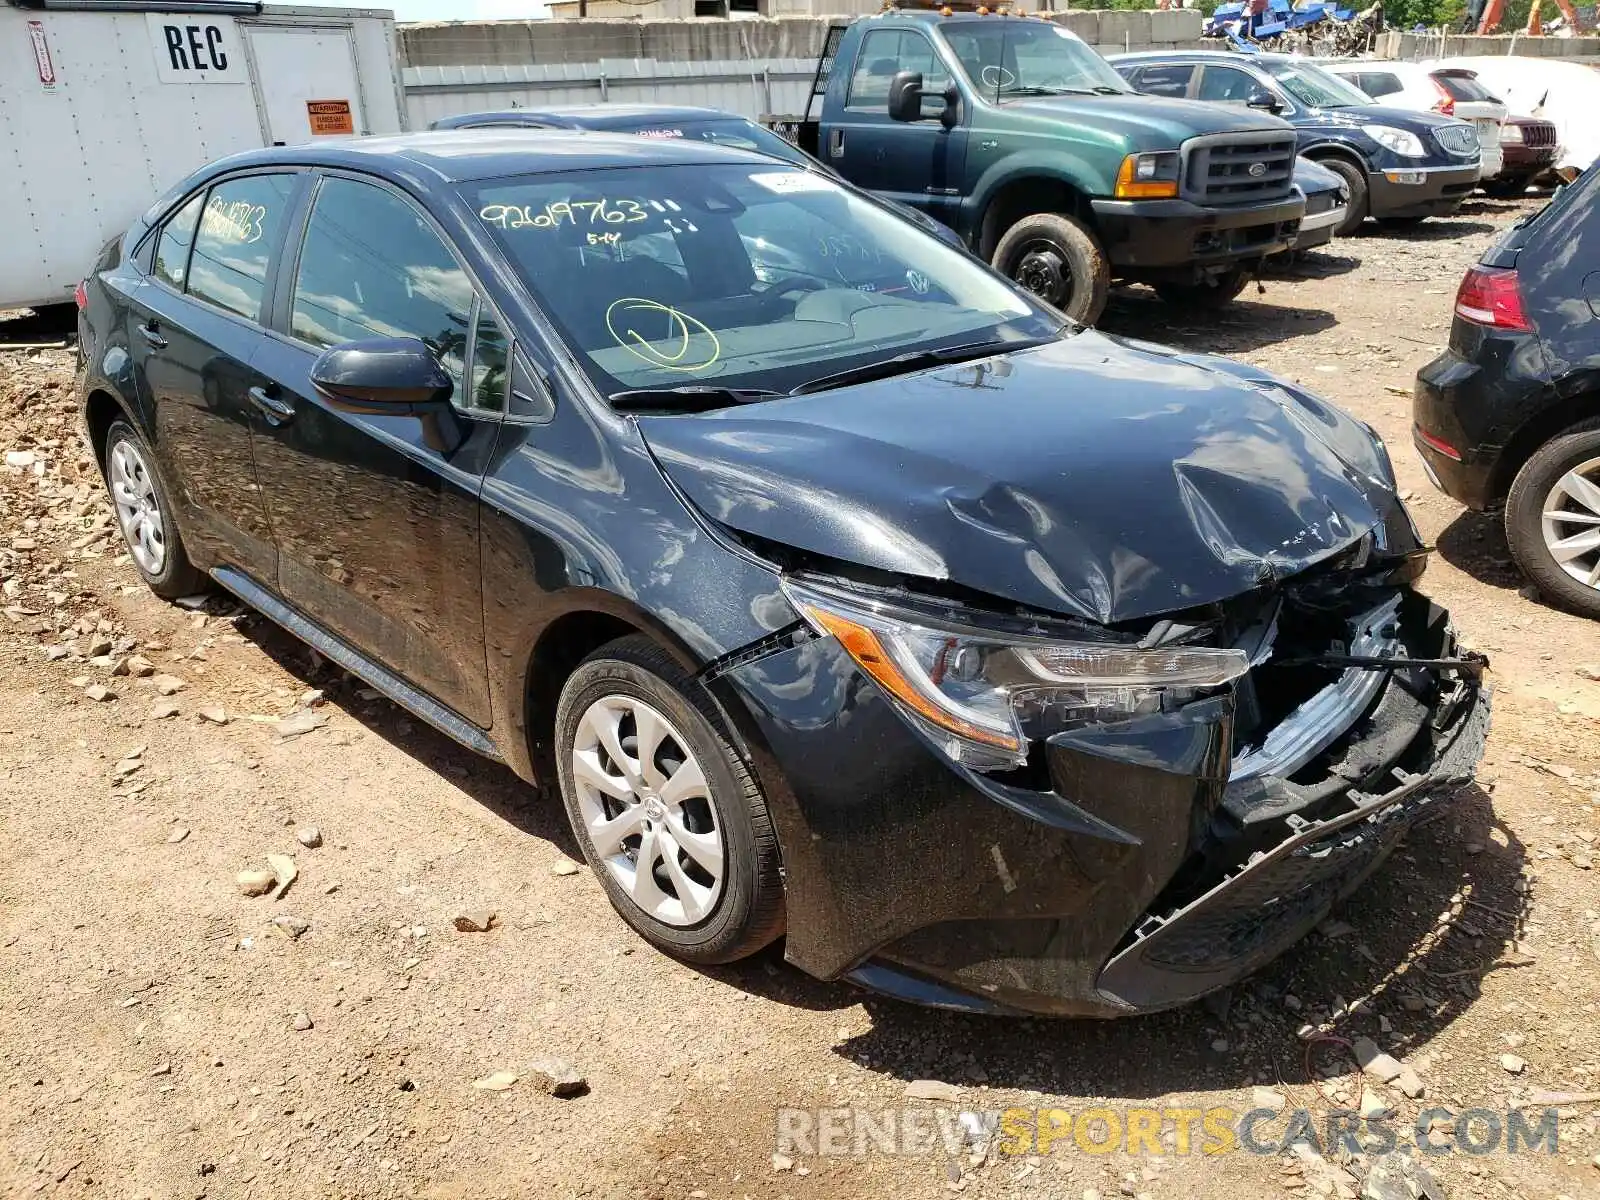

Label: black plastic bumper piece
[1367,165,1480,220]
[1090,194,1305,273]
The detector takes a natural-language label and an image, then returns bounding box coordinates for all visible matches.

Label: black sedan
[77,131,1487,1016]
[1415,163,1600,617]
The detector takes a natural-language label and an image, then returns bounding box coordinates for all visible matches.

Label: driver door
[829,29,969,226]
[248,174,504,727]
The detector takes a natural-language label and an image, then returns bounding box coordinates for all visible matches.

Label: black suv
[77,131,1486,1017]
[1112,50,1483,236]
[1415,165,1600,616]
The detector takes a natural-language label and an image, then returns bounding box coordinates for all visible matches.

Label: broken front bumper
[715,588,1488,1018]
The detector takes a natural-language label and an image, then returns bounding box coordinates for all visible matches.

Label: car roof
[1110,49,1296,66]
[194,129,778,185]
[435,104,737,129]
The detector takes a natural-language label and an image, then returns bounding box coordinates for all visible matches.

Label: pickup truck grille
[1181,133,1298,206]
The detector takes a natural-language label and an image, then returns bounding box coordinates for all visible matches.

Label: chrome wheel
[571,695,725,927]
[109,439,166,576]
[1540,456,1600,591]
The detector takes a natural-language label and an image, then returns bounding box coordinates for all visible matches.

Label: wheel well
[83,390,124,472]
[523,610,642,784]
[1304,146,1367,178]
[977,176,1092,260]
[1491,392,1600,502]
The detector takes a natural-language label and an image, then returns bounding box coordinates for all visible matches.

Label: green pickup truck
[766,3,1306,324]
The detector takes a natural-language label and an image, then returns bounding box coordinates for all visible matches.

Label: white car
[1320,60,1505,181]
[1424,56,1595,179]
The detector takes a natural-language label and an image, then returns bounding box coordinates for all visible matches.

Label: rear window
[1432,71,1497,103]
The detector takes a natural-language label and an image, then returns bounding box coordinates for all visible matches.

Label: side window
[186,174,297,322]
[290,177,473,397]
[154,193,203,291]
[1197,66,1264,104]
[1358,72,1404,99]
[847,31,949,114]
[1133,63,1194,98]
[468,303,509,414]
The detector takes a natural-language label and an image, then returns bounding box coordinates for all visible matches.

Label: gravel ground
[2,196,1599,1200]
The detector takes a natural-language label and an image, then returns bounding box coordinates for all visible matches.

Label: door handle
[248,385,295,426]
[828,127,845,158]
[136,322,167,350]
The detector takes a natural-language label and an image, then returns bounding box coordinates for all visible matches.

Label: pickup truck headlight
[1361,125,1426,158]
[1114,151,1181,199]
[783,579,1247,771]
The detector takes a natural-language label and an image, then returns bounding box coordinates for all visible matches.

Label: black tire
[102,420,206,600]
[1315,157,1369,237]
[1505,420,1600,619]
[553,634,785,964]
[1482,173,1535,199]
[1153,266,1253,310]
[991,212,1110,325]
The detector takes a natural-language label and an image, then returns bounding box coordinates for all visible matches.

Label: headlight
[1499,124,1524,145]
[782,578,1248,771]
[1115,151,1181,199]
[1362,125,1426,158]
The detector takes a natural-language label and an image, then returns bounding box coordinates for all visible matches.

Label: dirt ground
[3,198,1599,1200]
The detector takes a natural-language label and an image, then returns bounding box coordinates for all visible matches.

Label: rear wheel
[554,634,785,964]
[1315,158,1369,237]
[991,212,1110,325]
[1505,421,1600,619]
[1154,267,1253,310]
[103,420,205,600]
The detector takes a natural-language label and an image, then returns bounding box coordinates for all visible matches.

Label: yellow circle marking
[605,297,721,373]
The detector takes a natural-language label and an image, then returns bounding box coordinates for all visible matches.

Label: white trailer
[0,0,408,311]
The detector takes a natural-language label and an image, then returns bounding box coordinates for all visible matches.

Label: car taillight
[74,280,88,311]
[1429,77,1455,115]
[1454,265,1531,332]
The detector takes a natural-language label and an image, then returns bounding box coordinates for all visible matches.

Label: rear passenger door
[248,173,505,727]
[127,172,302,579]
[1124,62,1196,99]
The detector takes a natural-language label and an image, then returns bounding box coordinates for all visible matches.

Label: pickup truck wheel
[1316,158,1369,237]
[1153,267,1252,310]
[992,214,1109,325]
[1505,421,1600,619]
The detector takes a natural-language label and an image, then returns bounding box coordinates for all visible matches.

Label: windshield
[1432,71,1498,103]
[610,118,814,169]
[467,163,1056,399]
[944,21,1131,98]
[1267,61,1374,109]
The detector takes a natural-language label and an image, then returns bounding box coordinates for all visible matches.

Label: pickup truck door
[822,28,969,227]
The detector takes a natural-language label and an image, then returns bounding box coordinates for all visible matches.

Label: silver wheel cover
[109,439,166,576]
[1540,456,1600,592]
[571,695,725,927]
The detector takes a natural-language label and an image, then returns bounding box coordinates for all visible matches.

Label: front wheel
[1153,267,1253,310]
[1315,158,1369,237]
[1505,421,1600,619]
[553,634,785,965]
[991,212,1110,325]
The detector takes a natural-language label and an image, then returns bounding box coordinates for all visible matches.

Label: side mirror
[310,337,454,411]
[1247,89,1284,114]
[888,70,961,129]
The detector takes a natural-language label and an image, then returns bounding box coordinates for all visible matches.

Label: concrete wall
[1374,30,1600,59]
[397,9,1205,68]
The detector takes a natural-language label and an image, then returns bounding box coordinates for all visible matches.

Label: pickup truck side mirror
[1247,89,1284,115]
[888,70,961,130]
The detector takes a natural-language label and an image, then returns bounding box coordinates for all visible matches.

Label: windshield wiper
[609,385,783,413]
[1000,85,1096,96]
[788,338,1052,397]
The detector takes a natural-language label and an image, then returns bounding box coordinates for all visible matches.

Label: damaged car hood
[638,332,1414,624]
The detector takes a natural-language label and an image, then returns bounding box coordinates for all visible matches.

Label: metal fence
[403,57,819,127]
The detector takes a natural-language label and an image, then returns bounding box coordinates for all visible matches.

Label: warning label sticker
[307,100,354,136]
